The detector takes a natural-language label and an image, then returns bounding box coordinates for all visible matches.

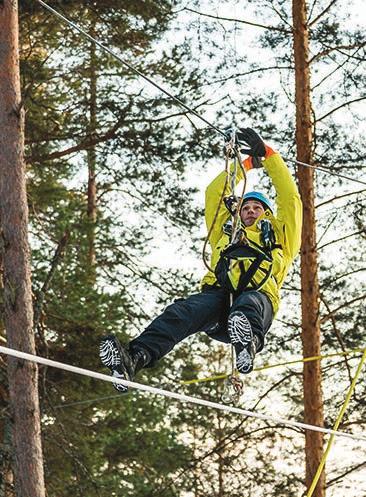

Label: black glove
[224,127,251,148]
[236,128,266,157]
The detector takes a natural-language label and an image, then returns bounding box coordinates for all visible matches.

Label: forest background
[0,0,365,496]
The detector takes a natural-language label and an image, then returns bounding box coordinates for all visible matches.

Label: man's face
[240,200,265,226]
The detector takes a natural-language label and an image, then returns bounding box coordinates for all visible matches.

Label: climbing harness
[215,236,277,294]
[199,127,247,402]
[224,130,245,404]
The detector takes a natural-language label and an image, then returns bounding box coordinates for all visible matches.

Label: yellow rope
[306,348,366,497]
[179,348,364,386]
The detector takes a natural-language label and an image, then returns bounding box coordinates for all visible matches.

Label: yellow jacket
[200,153,303,314]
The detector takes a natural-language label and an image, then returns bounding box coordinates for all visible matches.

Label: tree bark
[0,2,46,497]
[292,1,325,496]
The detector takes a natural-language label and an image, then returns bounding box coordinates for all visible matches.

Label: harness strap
[215,237,277,293]
[237,254,272,292]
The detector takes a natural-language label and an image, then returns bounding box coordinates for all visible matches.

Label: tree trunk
[292,1,325,496]
[0,3,46,497]
[86,27,97,281]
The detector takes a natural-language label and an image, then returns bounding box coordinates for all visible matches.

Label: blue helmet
[242,191,273,213]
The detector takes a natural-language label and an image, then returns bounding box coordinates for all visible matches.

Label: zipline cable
[36,0,366,187]
[285,158,366,187]
[36,0,226,138]
[306,348,366,497]
[54,394,130,409]
[1,345,366,442]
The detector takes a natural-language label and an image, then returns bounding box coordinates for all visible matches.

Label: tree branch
[308,0,339,27]
[270,5,293,30]
[309,41,366,64]
[27,97,213,163]
[316,212,338,247]
[320,294,366,324]
[335,47,366,61]
[320,268,366,288]
[316,95,366,122]
[312,45,365,90]
[327,461,366,488]
[317,229,365,250]
[27,115,128,163]
[320,295,353,383]
[316,188,366,208]
[184,7,291,34]
[199,65,292,87]
[33,230,70,330]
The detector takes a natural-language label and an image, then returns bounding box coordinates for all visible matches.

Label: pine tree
[292,1,325,494]
[0,2,45,496]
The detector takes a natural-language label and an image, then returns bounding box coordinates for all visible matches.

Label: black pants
[130,285,274,365]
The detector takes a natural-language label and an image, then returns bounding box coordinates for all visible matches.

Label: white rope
[1,345,365,442]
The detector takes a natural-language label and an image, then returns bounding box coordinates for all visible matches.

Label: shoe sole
[228,311,254,374]
[236,348,254,374]
[99,335,131,393]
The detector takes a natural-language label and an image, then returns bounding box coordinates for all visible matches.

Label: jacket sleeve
[262,153,303,260]
[205,165,244,249]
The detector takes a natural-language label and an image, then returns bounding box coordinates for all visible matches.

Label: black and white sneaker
[228,311,258,374]
[99,335,134,393]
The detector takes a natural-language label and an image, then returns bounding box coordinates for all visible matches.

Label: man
[99,128,302,392]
